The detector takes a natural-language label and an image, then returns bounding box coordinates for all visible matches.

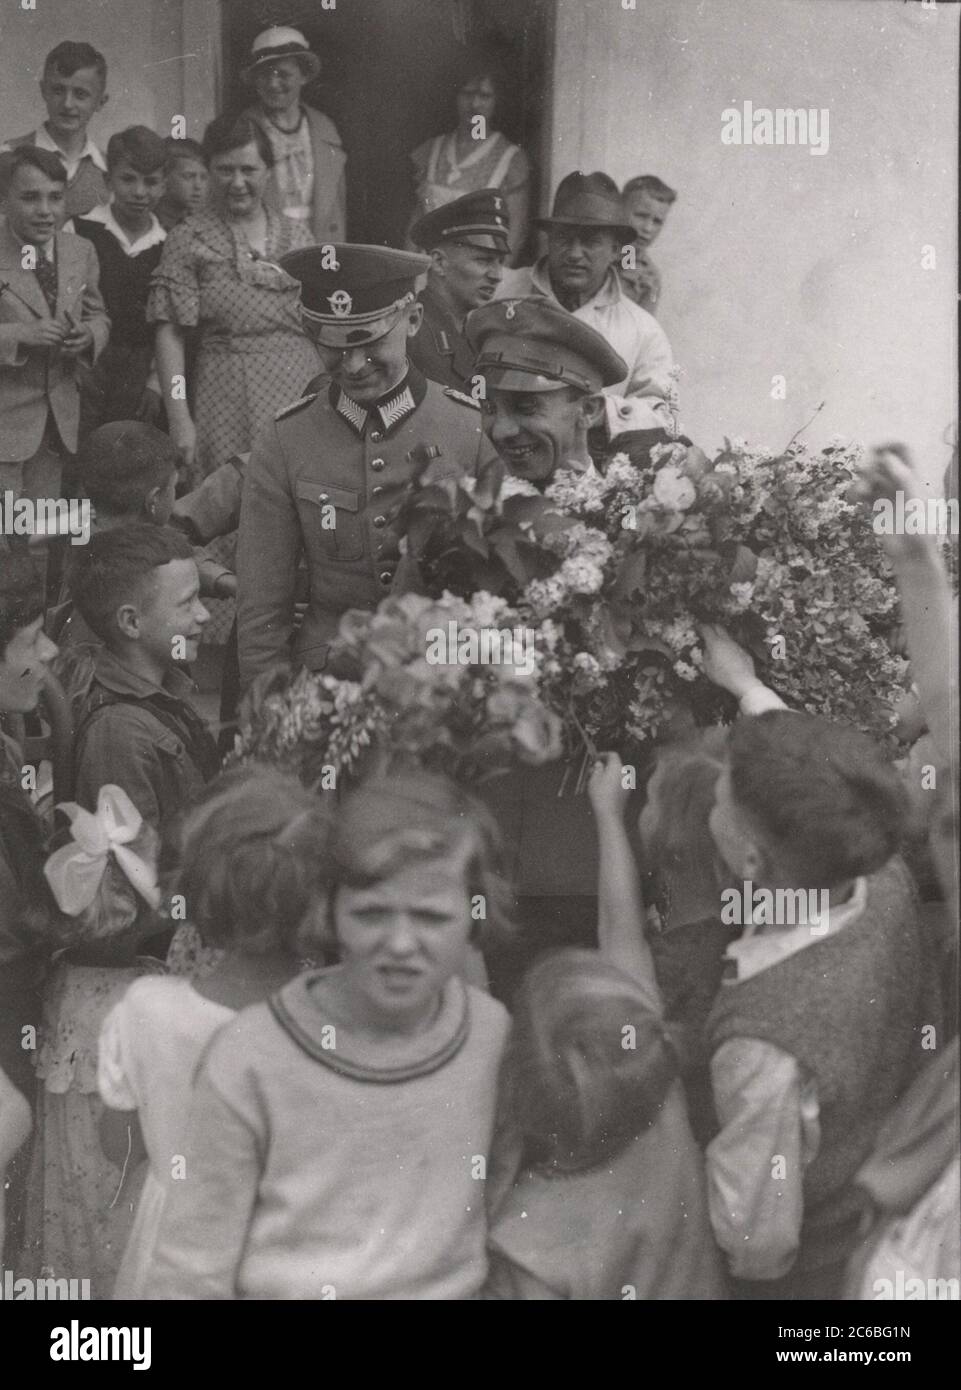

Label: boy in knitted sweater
[699,629,930,1298]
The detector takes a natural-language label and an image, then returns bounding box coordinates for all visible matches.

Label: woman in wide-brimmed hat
[240,25,347,245]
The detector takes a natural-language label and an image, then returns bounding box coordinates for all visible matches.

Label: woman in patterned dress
[409,57,531,266]
[149,112,320,485]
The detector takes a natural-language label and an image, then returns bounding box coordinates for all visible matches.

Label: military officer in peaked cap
[464,296,627,487]
[236,244,498,689]
[408,188,510,393]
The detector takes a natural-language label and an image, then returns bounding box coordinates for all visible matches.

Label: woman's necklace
[264,106,304,136]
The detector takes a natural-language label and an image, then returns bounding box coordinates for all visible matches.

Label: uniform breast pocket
[295,479,365,562]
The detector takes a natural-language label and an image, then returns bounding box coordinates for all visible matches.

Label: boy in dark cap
[465,296,626,486]
[235,244,499,689]
[408,188,510,392]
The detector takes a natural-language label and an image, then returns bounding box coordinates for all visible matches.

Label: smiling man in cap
[408,188,510,392]
[465,296,627,486]
[496,171,674,439]
[236,243,498,688]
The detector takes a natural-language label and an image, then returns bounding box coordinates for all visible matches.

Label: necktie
[32,248,58,314]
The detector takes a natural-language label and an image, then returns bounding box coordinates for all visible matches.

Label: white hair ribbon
[44,784,161,915]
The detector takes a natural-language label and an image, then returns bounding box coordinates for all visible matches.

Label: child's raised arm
[587,753,662,1017]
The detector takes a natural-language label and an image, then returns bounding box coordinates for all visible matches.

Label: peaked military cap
[464,297,627,393]
[281,244,431,348]
[410,188,511,254]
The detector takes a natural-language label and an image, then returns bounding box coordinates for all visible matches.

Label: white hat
[243,26,321,82]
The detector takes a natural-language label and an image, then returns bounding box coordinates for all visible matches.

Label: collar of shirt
[77,201,166,255]
[722,875,869,985]
[529,256,622,311]
[34,124,107,176]
[91,645,197,704]
[330,365,428,438]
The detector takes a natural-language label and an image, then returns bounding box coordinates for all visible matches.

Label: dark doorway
[220,0,554,252]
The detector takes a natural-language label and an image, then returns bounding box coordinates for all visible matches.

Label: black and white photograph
[0,0,957,1339]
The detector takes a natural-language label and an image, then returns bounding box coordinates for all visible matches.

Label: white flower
[525,576,569,616]
[500,475,542,501]
[728,581,755,611]
[652,465,696,511]
[674,660,699,682]
[560,556,605,594]
[469,590,511,628]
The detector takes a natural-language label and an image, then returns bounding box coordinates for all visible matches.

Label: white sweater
[145,970,510,1300]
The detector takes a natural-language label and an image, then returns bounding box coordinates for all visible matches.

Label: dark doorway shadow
[219,0,554,251]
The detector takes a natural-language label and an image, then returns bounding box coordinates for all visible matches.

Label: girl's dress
[146,207,319,642]
[98,976,235,1298]
[487,1081,727,1300]
[30,955,164,1298]
[146,969,510,1300]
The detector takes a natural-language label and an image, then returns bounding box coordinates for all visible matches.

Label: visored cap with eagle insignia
[280,244,431,349]
[410,188,511,254]
[464,297,627,394]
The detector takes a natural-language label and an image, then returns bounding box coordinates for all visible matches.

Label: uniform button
[370,457,386,471]
[370,485,385,497]
[370,430,383,443]
[372,515,387,528]
[379,570,394,586]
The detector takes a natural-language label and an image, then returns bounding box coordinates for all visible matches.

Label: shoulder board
[275,392,319,422]
[443,388,480,410]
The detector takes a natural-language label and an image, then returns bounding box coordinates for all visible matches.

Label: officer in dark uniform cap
[236,243,499,688]
[407,189,510,393]
[464,296,627,486]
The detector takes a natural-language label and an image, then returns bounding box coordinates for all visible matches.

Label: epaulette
[275,392,319,422]
[443,387,481,410]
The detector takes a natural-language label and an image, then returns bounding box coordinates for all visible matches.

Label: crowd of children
[0,436,955,1298]
[0,32,956,1303]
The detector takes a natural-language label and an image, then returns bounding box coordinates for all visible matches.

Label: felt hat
[534,171,635,244]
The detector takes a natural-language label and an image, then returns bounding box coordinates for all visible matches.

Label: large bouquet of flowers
[231,590,563,787]
[393,437,908,750]
[233,434,908,786]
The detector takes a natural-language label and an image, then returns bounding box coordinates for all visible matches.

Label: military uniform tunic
[236,365,498,687]
[408,284,478,393]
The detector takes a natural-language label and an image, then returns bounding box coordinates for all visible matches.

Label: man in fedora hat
[496,171,674,438]
[235,244,499,689]
[241,25,346,244]
[408,188,510,392]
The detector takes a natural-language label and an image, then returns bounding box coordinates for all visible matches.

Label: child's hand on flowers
[588,751,629,821]
[698,623,762,699]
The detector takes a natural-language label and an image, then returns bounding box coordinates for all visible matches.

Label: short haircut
[68,524,194,643]
[316,769,512,952]
[163,136,207,172]
[76,422,177,516]
[727,710,906,885]
[106,125,166,175]
[202,113,273,169]
[164,765,332,955]
[622,175,677,205]
[43,41,107,87]
[507,949,678,1171]
[0,551,44,660]
[0,145,67,194]
[643,727,729,879]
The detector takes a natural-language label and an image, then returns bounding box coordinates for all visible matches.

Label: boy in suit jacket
[0,145,109,592]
